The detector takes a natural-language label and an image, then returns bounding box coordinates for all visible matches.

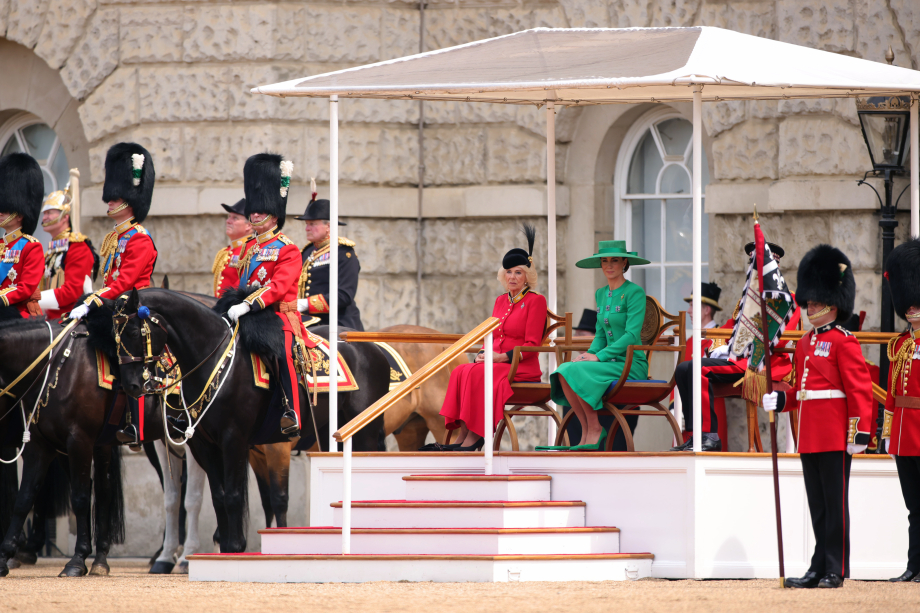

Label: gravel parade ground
[3,558,919,613]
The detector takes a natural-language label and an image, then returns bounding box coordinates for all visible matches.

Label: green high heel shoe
[535,444,573,451]
[568,426,608,451]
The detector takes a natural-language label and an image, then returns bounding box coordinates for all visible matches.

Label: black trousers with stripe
[801,451,852,577]
[894,455,920,573]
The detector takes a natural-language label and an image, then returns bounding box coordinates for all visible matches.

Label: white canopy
[253,26,920,104]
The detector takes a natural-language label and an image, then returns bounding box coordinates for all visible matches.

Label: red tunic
[683,331,728,446]
[94,219,157,300]
[0,230,43,317]
[440,290,546,438]
[237,226,306,338]
[782,324,874,453]
[43,234,94,320]
[212,236,249,298]
[884,329,920,456]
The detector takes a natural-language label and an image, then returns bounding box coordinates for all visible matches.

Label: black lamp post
[856,91,912,452]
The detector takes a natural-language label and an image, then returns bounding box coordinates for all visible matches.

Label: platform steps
[188,474,654,582]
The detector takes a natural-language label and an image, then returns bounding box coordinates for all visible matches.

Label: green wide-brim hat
[576,240,650,269]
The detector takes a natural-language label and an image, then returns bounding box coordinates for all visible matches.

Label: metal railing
[331,316,501,554]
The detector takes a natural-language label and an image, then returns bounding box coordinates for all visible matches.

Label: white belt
[796,389,846,401]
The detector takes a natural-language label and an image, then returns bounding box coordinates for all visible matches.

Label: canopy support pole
[484,332,494,475]
[911,94,918,238]
[691,87,703,453]
[546,101,558,446]
[330,95,339,454]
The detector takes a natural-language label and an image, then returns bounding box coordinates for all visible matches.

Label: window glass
[655,118,693,157]
[21,123,57,163]
[631,200,661,263]
[659,164,690,195]
[626,130,662,194]
[1,137,22,156]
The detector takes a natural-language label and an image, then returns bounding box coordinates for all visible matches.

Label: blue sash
[0,236,28,284]
[103,227,156,278]
[240,237,285,288]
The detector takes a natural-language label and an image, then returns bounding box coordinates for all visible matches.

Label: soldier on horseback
[228,153,309,437]
[212,198,253,298]
[37,183,99,320]
[0,153,45,319]
[69,142,157,447]
[296,181,363,330]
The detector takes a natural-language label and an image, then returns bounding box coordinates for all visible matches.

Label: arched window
[614,108,709,315]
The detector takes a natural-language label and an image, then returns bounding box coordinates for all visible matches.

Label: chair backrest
[643,296,686,347]
[545,309,572,346]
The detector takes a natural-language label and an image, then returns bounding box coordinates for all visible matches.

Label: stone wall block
[185,125,306,183]
[703,100,746,137]
[355,278,381,331]
[380,276,418,327]
[424,8,490,50]
[0,0,10,35]
[556,0,606,27]
[609,0,652,27]
[650,0,702,27]
[486,127,545,183]
[340,98,419,124]
[778,117,871,178]
[120,7,185,63]
[829,212,877,270]
[339,125,381,184]
[748,100,780,120]
[304,6,380,63]
[782,213,829,273]
[143,215,226,274]
[852,271,881,331]
[345,219,418,275]
[60,8,119,100]
[5,0,50,49]
[708,213,754,275]
[421,219,457,275]
[856,1,912,69]
[183,4,304,63]
[421,275,494,333]
[777,0,855,53]
[423,127,487,186]
[380,8,419,60]
[228,64,328,122]
[711,119,778,181]
[379,127,419,185]
[890,0,920,70]
[87,125,182,184]
[33,0,95,69]
[777,99,835,117]
[139,66,230,122]
[78,67,138,143]
[699,0,774,38]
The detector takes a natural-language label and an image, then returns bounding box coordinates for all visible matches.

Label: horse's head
[112,289,169,399]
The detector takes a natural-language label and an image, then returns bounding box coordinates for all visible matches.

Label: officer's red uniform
[89,217,157,302]
[212,236,248,298]
[0,229,44,317]
[42,232,95,320]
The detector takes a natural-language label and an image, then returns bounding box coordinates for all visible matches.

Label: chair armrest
[507,346,562,383]
[604,344,687,398]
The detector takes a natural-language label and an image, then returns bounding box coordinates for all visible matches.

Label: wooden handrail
[340,331,465,344]
[333,317,501,442]
[702,328,899,344]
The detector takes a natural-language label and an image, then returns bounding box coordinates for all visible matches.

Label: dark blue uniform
[299,237,363,330]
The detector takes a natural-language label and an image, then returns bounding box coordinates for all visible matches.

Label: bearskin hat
[794,244,856,323]
[102,142,155,223]
[885,238,920,321]
[0,153,43,235]
[243,153,291,230]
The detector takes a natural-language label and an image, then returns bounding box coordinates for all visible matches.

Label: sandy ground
[2,558,919,613]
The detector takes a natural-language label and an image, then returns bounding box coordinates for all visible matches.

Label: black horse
[110,288,388,553]
[0,316,125,577]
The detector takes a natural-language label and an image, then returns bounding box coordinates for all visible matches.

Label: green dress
[550,280,649,410]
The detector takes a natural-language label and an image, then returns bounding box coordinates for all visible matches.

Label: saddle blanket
[252,336,358,393]
[374,342,412,391]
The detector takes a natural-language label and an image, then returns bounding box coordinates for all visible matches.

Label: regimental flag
[726,222,795,373]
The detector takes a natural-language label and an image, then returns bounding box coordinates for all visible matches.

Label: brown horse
[379,325,469,450]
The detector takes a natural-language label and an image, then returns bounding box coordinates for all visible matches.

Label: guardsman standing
[69,142,157,447]
[882,238,920,583]
[672,243,801,451]
[763,244,873,589]
[37,186,99,320]
[296,183,363,330]
[228,153,304,437]
[212,198,252,298]
[0,153,45,319]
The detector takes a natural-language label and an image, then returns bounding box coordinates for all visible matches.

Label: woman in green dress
[549,240,649,450]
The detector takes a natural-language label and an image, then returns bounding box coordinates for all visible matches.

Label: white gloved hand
[884,438,891,454]
[297,298,310,313]
[709,344,730,360]
[847,443,867,455]
[38,289,59,311]
[762,391,779,412]
[227,302,251,323]
[69,303,90,321]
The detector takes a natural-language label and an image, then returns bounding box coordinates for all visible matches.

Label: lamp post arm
[856,173,885,209]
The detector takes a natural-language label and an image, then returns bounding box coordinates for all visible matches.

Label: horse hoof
[59,564,87,577]
[0,563,9,577]
[176,562,189,575]
[7,558,21,570]
[90,563,110,576]
[149,561,175,574]
[14,550,37,565]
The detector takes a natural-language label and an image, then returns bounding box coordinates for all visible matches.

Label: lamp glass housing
[856,96,911,171]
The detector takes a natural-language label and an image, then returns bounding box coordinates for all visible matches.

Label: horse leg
[197,442,229,553]
[89,446,125,576]
[248,446,274,528]
[393,414,431,451]
[59,438,95,577]
[219,437,249,553]
[0,444,54,577]
[265,443,291,528]
[149,440,181,574]
[142,441,166,566]
[176,450,206,574]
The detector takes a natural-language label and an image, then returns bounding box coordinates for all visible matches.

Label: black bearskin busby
[795,244,856,323]
[102,142,155,223]
[885,238,920,321]
[502,224,536,269]
[244,153,291,230]
[0,153,43,235]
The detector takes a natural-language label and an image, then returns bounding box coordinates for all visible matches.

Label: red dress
[440,290,546,438]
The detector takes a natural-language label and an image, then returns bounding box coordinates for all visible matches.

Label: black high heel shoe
[454,437,485,452]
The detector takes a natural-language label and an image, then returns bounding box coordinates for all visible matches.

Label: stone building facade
[0,1,918,451]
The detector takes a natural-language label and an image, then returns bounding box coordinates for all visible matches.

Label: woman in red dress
[433,226,547,451]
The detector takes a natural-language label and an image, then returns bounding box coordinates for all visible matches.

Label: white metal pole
[341,437,352,554]
[911,94,919,238]
[691,87,703,453]
[329,95,339,452]
[546,101,558,446]
[672,336,683,445]
[484,331,493,475]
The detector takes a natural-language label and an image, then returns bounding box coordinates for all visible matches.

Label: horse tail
[0,450,18,535]
[93,447,126,545]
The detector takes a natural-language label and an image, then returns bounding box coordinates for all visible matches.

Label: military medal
[116,255,122,268]
[913,344,920,361]
[257,266,268,283]
[815,341,831,357]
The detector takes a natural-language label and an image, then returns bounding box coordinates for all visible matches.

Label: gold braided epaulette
[68,232,88,243]
[277,234,294,246]
[22,234,40,243]
[339,237,355,248]
[134,224,149,235]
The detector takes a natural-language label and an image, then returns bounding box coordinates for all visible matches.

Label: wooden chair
[553,296,686,451]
